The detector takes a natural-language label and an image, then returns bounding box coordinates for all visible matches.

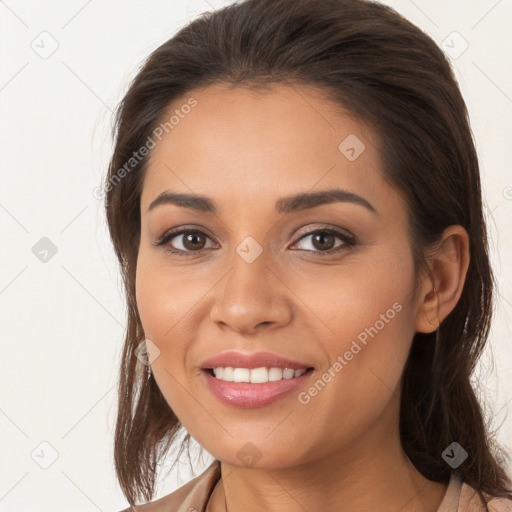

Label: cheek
[298,243,416,397]
[297,248,414,349]
[135,263,170,340]
[342,258,415,373]
[291,260,415,452]
[135,251,194,338]
[134,256,212,374]
[134,256,189,374]
[135,261,197,414]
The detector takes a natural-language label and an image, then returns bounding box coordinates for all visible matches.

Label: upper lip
[200,351,314,370]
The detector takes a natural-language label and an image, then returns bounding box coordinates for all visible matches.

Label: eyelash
[153,225,357,257]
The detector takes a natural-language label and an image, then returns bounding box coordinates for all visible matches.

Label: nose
[209,249,293,335]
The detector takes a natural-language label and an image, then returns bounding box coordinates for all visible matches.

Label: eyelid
[293,223,354,242]
[289,225,356,255]
[153,224,216,245]
[154,223,356,256]
[152,225,219,252]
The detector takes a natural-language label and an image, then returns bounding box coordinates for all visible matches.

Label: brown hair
[104,0,512,507]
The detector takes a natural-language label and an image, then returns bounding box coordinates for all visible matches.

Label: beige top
[120,460,512,512]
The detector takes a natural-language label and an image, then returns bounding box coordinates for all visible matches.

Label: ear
[414,225,470,333]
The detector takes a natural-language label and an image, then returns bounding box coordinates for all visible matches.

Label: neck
[207,414,448,512]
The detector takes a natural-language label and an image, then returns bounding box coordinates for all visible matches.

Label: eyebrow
[147,187,378,216]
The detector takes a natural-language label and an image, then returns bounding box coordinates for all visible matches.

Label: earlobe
[414,225,470,334]
[415,284,440,334]
[425,286,440,331]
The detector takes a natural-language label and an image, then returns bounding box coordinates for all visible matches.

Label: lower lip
[201,369,314,408]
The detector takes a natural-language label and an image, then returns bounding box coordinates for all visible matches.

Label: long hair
[104,0,512,507]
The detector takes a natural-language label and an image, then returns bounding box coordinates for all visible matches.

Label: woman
[104,0,512,510]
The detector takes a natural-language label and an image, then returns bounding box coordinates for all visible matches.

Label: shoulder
[117,460,221,512]
[459,481,512,512]
[487,495,512,512]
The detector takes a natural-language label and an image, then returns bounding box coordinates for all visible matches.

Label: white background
[0,1,511,510]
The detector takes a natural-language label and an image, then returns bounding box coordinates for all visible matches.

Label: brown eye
[154,228,216,256]
[181,232,207,251]
[154,226,356,257]
[292,228,355,254]
[310,232,336,251]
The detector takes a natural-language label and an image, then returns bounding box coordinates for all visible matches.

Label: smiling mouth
[203,366,315,383]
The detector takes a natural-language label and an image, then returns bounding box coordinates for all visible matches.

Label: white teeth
[268,367,283,381]
[233,368,250,382]
[221,367,234,381]
[250,367,268,383]
[211,366,307,383]
[283,368,295,379]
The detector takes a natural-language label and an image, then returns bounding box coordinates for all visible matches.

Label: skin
[136,83,470,512]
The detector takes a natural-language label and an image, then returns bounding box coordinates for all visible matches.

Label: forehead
[140,83,398,216]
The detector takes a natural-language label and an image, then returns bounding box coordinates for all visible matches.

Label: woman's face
[136,83,428,468]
